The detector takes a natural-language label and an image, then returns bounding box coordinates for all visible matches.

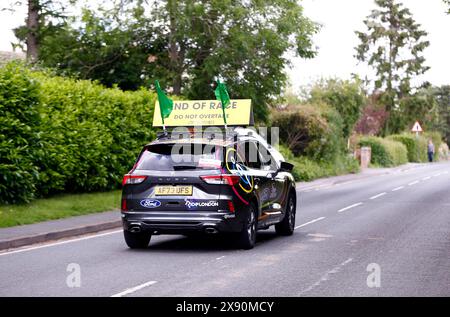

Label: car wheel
[236,203,257,250]
[123,230,151,249]
[275,194,296,236]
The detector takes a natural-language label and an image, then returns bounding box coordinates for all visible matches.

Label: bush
[272,103,345,161]
[0,63,42,203]
[358,136,408,167]
[388,134,428,163]
[0,62,156,203]
[278,144,359,182]
[309,78,366,138]
[438,142,449,161]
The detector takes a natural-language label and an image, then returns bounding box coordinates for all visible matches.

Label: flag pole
[155,80,173,136]
[216,80,228,131]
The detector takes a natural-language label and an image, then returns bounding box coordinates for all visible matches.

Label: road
[1,162,449,297]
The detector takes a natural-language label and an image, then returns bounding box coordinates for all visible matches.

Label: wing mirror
[267,161,294,178]
[279,161,294,172]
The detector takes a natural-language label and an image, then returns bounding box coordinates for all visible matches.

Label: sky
[0,0,449,92]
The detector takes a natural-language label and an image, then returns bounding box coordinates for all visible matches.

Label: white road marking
[408,180,419,186]
[298,258,353,295]
[392,186,404,191]
[307,233,333,238]
[370,192,386,200]
[295,217,326,229]
[0,229,122,257]
[111,280,157,297]
[338,202,363,213]
[443,171,449,174]
[216,256,226,260]
[422,176,431,181]
[433,173,441,177]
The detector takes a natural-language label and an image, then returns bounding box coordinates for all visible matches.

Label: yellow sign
[153,99,253,127]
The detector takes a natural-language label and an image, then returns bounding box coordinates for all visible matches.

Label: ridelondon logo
[185,199,219,209]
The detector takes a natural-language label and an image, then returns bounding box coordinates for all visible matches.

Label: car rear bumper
[121,211,243,234]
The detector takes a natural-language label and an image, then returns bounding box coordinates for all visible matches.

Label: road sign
[411,121,423,133]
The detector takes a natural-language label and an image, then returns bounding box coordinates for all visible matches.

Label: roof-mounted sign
[152,99,253,127]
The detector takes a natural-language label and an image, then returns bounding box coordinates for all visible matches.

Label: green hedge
[0,63,41,203]
[388,134,428,162]
[278,144,359,182]
[272,103,345,161]
[0,62,156,204]
[358,136,408,167]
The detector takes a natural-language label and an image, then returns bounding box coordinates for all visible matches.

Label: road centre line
[295,217,326,229]
[408,180,420,186]
[422,176,431,180]
[370,192,386,200]
[0,229,122,257]
[392,186,404,191]
[433,173,441,177]
[111,280,157,297]
[338,202,363,213]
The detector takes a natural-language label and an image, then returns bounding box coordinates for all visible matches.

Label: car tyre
[275,194,296,236]
[236,203,257,250]
[124,230,151,249]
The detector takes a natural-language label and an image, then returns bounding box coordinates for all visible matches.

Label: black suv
[121,128,297,249]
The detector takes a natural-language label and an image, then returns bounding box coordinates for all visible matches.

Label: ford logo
[140,199,161,208]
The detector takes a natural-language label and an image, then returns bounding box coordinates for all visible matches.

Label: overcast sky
[0,0,449,91]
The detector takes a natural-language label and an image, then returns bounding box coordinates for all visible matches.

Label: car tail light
[200,174,240,186]
[122,174,147,186]
[227,201,235,213]
[121,199,128,211]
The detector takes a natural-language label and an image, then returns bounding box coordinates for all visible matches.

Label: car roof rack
[154,126,256,142]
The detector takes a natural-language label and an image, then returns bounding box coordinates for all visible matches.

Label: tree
[309,78,366,139]
[147,0,318,122]
[429,85,450,142]
[37,5,157,91]
[355,0,430,135]
[2,0,75,61]
[444,0,450,14]
[33,0,318,122]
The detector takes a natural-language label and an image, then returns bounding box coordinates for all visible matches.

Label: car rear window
[135,143,224,171]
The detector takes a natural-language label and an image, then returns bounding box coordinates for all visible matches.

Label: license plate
[154,185,193,196]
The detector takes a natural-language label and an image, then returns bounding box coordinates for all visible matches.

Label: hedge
[0,63,41,203]
[278,144,359,182]
[358,136,408,167]
[0,62,156,204]
[272,103,345,162]
[388,134,428,163]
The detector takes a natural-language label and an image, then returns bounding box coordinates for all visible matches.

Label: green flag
[155,80,173,125]
[214,80,230,125]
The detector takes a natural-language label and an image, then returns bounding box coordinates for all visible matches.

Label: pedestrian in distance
[427,139,435,163]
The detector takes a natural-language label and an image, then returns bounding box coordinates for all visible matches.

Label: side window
[258,143,278,171]
[237,141,261,169]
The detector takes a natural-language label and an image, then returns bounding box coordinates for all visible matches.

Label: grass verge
[0,190,121,228]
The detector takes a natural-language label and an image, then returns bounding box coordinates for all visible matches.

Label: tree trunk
[26,0,40,62]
